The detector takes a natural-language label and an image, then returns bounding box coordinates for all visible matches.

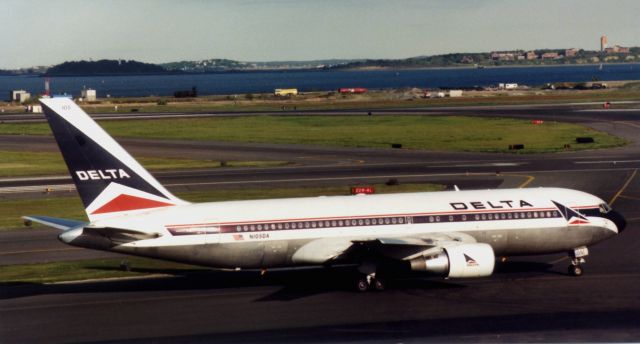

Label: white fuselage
[62,187,619,269]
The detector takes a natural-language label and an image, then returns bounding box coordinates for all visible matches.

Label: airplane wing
[292,232,478,265]
[349,232,479,261]
[294,232,495,280]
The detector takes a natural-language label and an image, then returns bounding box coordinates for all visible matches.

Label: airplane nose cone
[608,210,627,233]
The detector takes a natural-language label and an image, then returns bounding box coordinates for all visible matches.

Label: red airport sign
[351,186,375,194]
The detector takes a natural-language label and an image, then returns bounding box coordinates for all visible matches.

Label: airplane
[24,97,626,291]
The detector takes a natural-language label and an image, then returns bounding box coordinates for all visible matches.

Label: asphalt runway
[1,102,640,342]
[1,170,638,343]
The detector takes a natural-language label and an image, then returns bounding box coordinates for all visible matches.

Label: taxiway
[1,102,639,342]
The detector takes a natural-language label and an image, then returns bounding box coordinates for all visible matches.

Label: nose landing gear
[568,246,588,276]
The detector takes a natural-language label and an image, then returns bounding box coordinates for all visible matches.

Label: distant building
[460,56,474,64]
[601,35,608,51]
[10,90,31,103]
[498,83,518,90]
[17,92,31,103]
[447,90,463,97]
[10,90,29,102]
[565,48,578,57]
[604,45,630,54]
[490,51,519,61]
[525,51,538,60]
[81,89,97,101]
[26,105,42,113]
[274,88,298,96]
[541,52,560,59]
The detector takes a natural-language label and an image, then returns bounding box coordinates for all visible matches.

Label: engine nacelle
[409,243,495,278]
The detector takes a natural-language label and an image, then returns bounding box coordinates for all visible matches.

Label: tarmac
[1,102,639,342]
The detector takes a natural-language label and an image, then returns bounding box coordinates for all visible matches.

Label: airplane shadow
[495,260,558,274]
[0,265,464,301]
[0,259,564,301]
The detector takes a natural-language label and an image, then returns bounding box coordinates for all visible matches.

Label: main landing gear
[356,273,386,292]
[568,246,588,277]
[355,262,387,292]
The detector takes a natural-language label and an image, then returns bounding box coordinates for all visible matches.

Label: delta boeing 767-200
[24,98,626,291]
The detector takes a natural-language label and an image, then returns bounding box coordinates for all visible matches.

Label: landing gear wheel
[569,264,583,276]
[356,276,370,292]
[372,277,386,291]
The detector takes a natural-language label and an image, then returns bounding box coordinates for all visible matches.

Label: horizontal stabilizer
[22,216,86,231]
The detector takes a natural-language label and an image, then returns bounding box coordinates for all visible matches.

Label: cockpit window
[599,203,612,214]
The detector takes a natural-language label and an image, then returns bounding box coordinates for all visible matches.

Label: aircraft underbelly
[121,240,304,269]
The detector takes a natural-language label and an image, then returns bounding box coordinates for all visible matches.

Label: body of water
[1,64,639,99]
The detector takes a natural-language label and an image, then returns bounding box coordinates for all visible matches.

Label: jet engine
[409,243,495,278]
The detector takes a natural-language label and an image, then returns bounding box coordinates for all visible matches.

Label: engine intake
[409,243,495,278]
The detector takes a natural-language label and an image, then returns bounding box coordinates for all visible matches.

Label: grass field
[0,150,288,177]
[1,183,444,283]
[0,115,626,153]
[0,257,204,284]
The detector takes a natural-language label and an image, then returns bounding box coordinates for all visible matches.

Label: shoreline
[341,62,640,71]
[0,62,638,78]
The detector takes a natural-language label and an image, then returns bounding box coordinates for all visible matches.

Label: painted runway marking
[614,121,640,129]
[518,175,536,188]
[0,184,76,194]
[0,287,267,312]
[0,175,70,183]
[0,247,82,255]
[579,109,640,112]
[575,160,640,164]
[432,162,523,168]
[617,194,640,201]
[548,256,569,265]
[610,169,638,205]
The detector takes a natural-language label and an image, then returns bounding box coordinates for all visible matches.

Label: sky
[1,0,639,69]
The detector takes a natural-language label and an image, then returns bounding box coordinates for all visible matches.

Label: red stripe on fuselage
[166,206,596,229]
[92,194,174,214]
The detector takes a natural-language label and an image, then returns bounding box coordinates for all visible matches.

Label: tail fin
[40,98,187,221]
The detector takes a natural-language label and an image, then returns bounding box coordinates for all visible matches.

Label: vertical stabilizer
[40,98,188,221]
